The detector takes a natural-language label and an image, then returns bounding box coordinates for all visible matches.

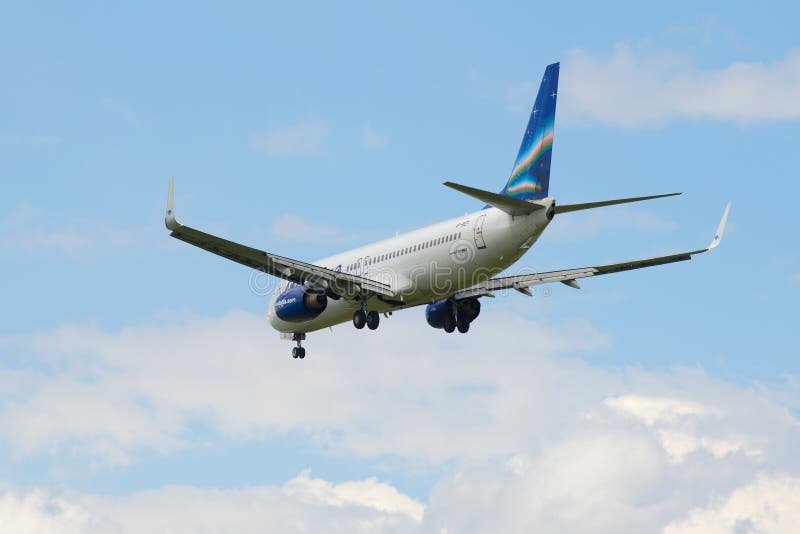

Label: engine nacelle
[425,299,455,329]
[426,298,482,330]
[274,285,328,322]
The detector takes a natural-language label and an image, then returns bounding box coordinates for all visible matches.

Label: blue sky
[2,2,800,532]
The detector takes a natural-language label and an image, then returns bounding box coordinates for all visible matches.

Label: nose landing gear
[291,333,306,359]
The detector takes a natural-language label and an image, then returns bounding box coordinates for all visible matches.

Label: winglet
[165,176,180,231]
[708,202,731,250]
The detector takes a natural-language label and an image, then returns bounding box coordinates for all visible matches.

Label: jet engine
[426,298,481,333]
[274,285,328,322]
[425,299,456,330]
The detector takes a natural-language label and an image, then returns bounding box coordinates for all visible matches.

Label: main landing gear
[353,309,380,330]
[442,317,469,333]
[291,333,306,359]
[457,319,470,333]
[426,298,480,334]
[441,310,471,334]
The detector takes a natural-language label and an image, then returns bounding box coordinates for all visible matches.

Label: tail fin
[501,62,559,201]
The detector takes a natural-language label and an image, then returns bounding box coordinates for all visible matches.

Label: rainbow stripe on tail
[501,62,559,201]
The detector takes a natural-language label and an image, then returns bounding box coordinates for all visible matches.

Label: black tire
[353,309,367,329]
[292,347,299,358]
[298,347,306,359]
[366,311,380,330]
[457,320,470,333]
[443,315,456,333]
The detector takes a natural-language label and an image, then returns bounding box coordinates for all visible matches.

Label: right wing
[454,202,731,300]
[164,177,394,299]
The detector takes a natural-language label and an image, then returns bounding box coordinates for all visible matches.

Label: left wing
[454,203,730,300]
[164,177,394,299]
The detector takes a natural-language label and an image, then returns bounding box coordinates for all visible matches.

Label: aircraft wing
[164,178,394,298]
[454,203,730,300]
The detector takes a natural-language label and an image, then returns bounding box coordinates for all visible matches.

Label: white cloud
[363,122,388,149]
[655,429,754,464]
[2,311,800,532]
[0,490,92,534]
[285,469,424,522]
[664,474,800,534]
[250,120,328,156]
[604,393,765,464]
[0,311,612,462]
[0,471,422,533]
[556,44,800,126]
[605,394,721,425]
[7,469,800,534]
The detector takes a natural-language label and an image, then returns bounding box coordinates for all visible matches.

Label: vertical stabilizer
[502,62,559,201]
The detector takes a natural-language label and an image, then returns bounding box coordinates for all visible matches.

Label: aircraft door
[474,214,487,249]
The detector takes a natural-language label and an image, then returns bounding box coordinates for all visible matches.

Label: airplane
[165,62,730,359]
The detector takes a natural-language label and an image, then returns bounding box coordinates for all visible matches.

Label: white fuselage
[268,199,554,333]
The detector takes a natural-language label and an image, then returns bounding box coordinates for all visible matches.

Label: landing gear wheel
[353,309,367,329]
[443,315,456,333]
[291,333,307,359]
[457,320,470,333]
[366,311,380,330]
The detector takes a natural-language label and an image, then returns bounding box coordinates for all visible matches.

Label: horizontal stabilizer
[555,192,681,214]
[444,181,545,216]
